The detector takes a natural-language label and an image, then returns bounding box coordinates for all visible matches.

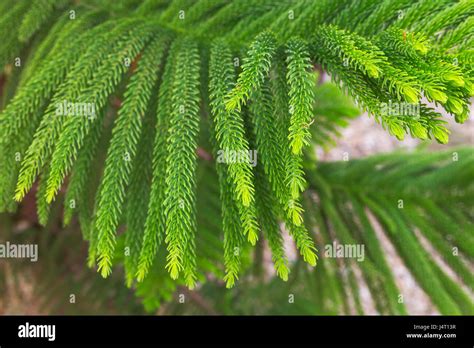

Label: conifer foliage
[0,0,473,313]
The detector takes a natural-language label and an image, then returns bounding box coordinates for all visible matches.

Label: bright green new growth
[6,14,102,207]
[0,0,472,307]
[44,24,156,206]
[163,38,201,287]
[209,41,256,209]
[95,36,167,278]
[135,41,178,283]
[208,43,247,286]
[209,41,258,247]
[286,38,316,156]
[14,20,128,204]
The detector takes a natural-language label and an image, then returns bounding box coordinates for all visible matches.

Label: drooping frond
[14,20,130,204]
[253,162,290,281]
[162,38,201,287]
[208,40,260,286]
[44,23,157,205]
[247,80,317,266]
[94,36,167,278]
[123,101,156,287]
[135,40,178,282]
[209,41,256,209]
[1,13,101,210]
[286,38,316,155]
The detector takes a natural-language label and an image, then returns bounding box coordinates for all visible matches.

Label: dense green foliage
[0,0,472,314]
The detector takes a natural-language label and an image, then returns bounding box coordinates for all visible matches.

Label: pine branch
[163,38,201,287]
[136,40,178,282]
[44,23,156,205]
[95,36,167,278]
[225,32,276,111]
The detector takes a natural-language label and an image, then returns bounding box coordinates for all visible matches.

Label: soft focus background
[318,112,473,315]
